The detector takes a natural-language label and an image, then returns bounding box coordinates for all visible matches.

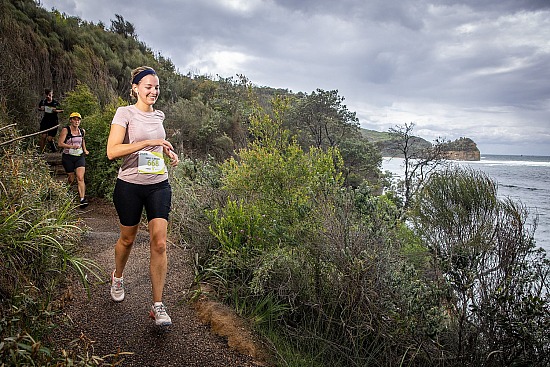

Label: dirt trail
[52,197,266,367]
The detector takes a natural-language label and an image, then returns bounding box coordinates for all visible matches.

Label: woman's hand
[164,146,179,167]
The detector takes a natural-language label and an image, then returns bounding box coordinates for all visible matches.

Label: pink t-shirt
[111,105,168,185]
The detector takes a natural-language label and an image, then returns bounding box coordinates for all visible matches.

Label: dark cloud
[39,0,550,155]
[437,0,550,12]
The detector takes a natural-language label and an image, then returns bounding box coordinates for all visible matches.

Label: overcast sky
[39,0,550,156]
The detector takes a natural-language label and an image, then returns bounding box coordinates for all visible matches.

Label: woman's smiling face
[136,74,160,106]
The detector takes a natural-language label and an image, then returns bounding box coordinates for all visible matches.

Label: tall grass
[0,144,101,366]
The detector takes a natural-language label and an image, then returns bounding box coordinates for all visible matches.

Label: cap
[69,112,82,119]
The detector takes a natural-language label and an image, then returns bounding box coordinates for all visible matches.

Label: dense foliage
[0,112,101,364]
[183,100,549,366]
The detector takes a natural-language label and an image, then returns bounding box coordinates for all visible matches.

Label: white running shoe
[149,302,172,326]
[110,270,125,302]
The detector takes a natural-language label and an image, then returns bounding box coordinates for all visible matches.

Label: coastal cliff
[441,137,480,161]
[361,129,481,161]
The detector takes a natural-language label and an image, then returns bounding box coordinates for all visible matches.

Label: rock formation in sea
[441,137,480,161]
[361,129,481,161]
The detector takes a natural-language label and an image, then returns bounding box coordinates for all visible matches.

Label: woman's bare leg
[114,224,139,277]
[148,218,168,303]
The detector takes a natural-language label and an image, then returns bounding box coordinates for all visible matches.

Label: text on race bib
[138,151,166,174]
[68,148,83,156]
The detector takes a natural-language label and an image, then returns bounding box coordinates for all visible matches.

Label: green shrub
[198,98,449,366]
[0,143,100,366]
[61,82,101,119]
[412,167,550,366]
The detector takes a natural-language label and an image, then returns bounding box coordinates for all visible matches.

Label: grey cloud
[437,0,550,12]
[39,0,550,155]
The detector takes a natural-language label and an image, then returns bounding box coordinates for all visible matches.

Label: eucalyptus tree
[288,89,359,149]
[387,122,447,214]
[286,89,381,186]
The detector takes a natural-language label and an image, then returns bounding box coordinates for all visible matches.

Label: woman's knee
[118,231,136,247]
[148,218,168,254]
[75,168,85,181]
[117,235,135,248]
[150,238,167,255]
[118,226,138,247]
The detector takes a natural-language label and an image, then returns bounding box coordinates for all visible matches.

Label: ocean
[382,154,550,254]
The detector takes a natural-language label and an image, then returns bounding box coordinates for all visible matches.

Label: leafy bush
[0,134,100,365]
[197,98,453,366]
[412,167,550,366]
[62,82,102,119]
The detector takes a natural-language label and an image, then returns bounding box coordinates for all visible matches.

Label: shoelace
[113,278,123,289]
[154,304,167,316]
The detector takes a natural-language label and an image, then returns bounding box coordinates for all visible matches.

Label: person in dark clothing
[38,88,63,152]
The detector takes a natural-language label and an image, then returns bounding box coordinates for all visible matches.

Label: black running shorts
[113,178,172,226]
[61,153,85,173]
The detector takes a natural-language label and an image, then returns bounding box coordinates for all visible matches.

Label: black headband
[132,69,157,85]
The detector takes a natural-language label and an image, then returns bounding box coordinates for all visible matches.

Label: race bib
[138,151,165,174]
[68,148,83,156]
[44,106,54,113]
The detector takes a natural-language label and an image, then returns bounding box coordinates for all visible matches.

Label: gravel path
[51,197,266,367]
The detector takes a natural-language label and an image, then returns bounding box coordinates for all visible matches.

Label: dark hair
[44,88,52,95]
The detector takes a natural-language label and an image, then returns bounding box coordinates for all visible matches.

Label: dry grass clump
[193,284,272,366]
